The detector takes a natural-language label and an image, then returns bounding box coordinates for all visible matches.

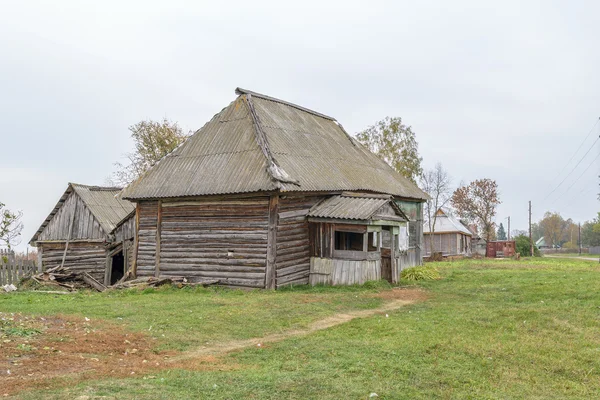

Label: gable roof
[308,193,407,221]
[121,88,428,201]
[30,183,135,244]
[423,208,472,236]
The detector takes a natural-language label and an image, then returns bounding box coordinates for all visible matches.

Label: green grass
[9,258,600,399]
[0,283,388,351]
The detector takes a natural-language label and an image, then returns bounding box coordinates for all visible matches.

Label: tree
[497,223,507,240]
[0,202,24,250]
[109,119,190,186]
[538,212,567,248]
[582,213,600,247]
[356,116,423,183]
[450,179,501,241]
[419,163,452,254]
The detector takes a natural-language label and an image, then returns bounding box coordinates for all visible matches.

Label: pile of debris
[19,266,219,293]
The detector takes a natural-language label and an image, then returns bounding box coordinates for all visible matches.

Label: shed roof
[121,88,428,201]
[307,193,406,221]
[423,208,472,236]
[30,183,135,244]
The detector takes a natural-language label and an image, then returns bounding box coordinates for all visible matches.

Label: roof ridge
[242,94,300,188]
[236,87,335,121]
[70,182,122,191]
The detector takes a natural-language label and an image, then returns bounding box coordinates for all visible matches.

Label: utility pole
[529,201,533,256]
[578,222,581,255]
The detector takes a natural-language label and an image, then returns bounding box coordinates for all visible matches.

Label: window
[398,225,409,251]
[335,231,363,251]
[367,231,379,252]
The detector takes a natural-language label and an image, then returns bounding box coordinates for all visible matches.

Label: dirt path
[545,255,599,262]
[172,295,419,362]
[2,288,424,396]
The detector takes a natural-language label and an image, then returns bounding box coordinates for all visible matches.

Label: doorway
[110,251,125,285]
[380,228,393,282]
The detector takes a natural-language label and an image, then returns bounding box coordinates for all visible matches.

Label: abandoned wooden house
[121,88,428,289]
[29,183,136,285]
[423,208,472,257]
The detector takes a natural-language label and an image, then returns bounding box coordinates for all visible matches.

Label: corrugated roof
[307,194,401,221]
[72,184,135,233]
[423,209,472,236]
[121,88,428,201]
[30,183,135,244]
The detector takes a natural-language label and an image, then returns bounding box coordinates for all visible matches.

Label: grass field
[2,257,600,399]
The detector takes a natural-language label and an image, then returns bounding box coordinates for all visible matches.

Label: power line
[551,150,600,206]
[542,134,600,203]
[540,118,599,199]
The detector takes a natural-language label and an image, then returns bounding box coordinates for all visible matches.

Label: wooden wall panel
[275,196,323,288]
[38,192,105,241]
[40,242,106,281]
[158,197,270,288]
[114,215,135,242]
[136,201,158,276]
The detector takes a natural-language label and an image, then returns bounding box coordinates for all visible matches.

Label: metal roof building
[123,88,427,289]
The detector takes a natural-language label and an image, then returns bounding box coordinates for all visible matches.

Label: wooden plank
[265,194,279,289]
[60,200,77,269]
[155,200,162,278]
[83,272,107,292]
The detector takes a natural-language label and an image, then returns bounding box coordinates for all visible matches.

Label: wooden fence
[0,249,37,286]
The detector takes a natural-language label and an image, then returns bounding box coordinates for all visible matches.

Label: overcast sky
[1,0,599,251]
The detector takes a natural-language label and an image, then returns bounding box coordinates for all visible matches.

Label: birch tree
[420,163,452,254]
[0,202,24,250]
[356,117,423,183]
[109,119,190,186]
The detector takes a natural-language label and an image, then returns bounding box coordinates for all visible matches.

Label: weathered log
[82,273,106,292]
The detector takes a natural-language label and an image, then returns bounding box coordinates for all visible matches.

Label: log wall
[149,197,271,288]
[275,196,323,288]
[39,241,106,281]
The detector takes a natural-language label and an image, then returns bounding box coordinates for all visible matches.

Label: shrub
[514,234,540,257]
[401,266,441,281]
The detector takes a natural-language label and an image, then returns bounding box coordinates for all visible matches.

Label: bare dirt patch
[0,313,169,397]
[1,290,425,396]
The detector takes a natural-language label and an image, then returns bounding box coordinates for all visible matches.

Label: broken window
[367,231,379,252]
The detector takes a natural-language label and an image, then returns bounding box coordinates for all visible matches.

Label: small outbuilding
[121,88,428,288]
[30,183,135,284]
[423,209,472,257]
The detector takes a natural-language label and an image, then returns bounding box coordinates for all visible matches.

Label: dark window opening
[335,231,363,251]
[111,251,125,285]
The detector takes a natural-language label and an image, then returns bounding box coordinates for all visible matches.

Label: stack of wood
[23,266,219,292]
[25,265,105,292]
[111,276,219,290]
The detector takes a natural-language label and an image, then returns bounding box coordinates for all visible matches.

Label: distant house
[29,183,135,285]
[423,209,472,257]
[121,88,428,288]
[536,237,550,249]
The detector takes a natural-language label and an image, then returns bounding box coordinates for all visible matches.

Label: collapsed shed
[121,88,428,289]
[29,183,135,285]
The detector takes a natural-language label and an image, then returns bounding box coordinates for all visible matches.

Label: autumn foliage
[451,179,501,241]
